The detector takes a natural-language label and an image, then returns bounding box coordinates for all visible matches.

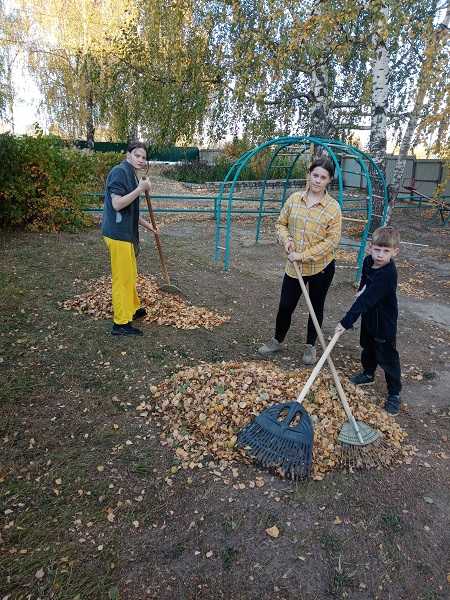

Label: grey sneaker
[302,344,317,365]
[258,337,282,355]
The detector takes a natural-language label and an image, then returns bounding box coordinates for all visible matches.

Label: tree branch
[335,124,372,130]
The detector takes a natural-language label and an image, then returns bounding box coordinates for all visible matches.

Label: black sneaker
[384,395,401,416]
[350,372,375,386]
[132,308,147,320]
[111,322,143,336]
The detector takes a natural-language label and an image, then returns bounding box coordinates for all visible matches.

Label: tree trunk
[390,5,450,205]
[5,52,15,133]
[434,88,449,156]
[86,85,95,150]
[368,3,389,171]
[309,63,331,141]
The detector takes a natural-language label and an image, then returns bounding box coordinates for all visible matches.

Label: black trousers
[360,322,402,396]
[275,260,335,346]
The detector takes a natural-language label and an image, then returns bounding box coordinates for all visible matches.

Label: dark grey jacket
[101,160,140,244]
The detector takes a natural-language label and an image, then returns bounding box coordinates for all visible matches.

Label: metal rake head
[338,421,382,447]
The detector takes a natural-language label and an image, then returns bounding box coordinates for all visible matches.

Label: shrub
[0,133,122,232]
[163,153,307,184]
[162,160,233,184]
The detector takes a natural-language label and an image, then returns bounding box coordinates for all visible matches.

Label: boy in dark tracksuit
[335,226,402,415]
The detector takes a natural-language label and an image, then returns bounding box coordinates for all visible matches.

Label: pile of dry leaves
[62,275,230,330]
[336,249,358,264]
[398,276,434,299]
[137,361,413,479]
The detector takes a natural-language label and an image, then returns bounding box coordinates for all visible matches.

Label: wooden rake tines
[237,403,314,481]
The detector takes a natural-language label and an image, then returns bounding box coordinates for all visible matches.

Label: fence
[74,140,200,162]
[317,155,449,198]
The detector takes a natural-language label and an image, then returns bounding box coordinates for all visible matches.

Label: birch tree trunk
[390,5,450,203]
[5,49,16,132]
[368,3,389,170]
[309,64,331,140]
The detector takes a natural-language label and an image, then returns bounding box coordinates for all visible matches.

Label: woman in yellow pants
[102,141,157,336]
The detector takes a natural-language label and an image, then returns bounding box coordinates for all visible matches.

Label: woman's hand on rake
[287,251,303,263]
[284,238,295,254]
[147,222,159,234]
[335,323,345,335]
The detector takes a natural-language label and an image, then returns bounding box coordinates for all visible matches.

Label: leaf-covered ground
[141,361,411,479]
[1,211,449,599]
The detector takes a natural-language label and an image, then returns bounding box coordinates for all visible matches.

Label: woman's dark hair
[127,140,147,154]
[308,157,335,179]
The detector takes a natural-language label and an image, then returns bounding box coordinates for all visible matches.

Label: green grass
[320,532,343,555]
[221,545,239,571]
[379,512,404,534]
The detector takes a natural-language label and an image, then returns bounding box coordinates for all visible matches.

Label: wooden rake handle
[296,330,342,404]
[144,190,171,286]
[292,261,364,443]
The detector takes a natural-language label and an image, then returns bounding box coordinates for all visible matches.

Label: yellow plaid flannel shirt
[276,190,342,277]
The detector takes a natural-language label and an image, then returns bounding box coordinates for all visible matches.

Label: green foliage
[163,152,307,184]
[163,136,307,183]
[0,133,121,231]
[163,160,232,184]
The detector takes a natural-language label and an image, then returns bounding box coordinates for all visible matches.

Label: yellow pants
[104,237,141,325]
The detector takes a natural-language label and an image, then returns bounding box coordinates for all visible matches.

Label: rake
[289,262,396,469]
[134,163,184,295]
[140,175,184,297]
[237,332,345,479]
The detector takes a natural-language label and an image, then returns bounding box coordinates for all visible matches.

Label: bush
[163,153,307,184]
[0,133,122,232]
[163,160,233,184]
[163,135,307,184]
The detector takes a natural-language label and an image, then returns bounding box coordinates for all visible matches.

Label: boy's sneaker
[111,322,143,336]
[350,371,375,386]
[258,338,282,355]
[132,308,147,320]
[302,344,317,365]
[384,395,401,416]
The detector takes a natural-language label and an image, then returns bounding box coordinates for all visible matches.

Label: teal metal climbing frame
[214,136,389,282]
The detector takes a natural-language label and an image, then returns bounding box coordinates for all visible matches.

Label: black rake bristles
[237,403,314,480]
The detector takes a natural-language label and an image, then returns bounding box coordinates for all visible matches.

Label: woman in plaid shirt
[258,157,342,364]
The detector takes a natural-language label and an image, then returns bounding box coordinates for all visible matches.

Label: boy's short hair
[371,226,400,248]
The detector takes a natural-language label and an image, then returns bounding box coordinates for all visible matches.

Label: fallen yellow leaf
[265,525,280,538]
